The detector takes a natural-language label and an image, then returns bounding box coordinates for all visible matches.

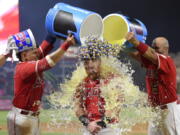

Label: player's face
[22,48,39,61]
[84,59,101,80]
[152,42,165,54]
[151,38,168,55]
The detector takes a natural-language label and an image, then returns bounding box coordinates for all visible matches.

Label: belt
[12,106,40,117]
[159,100,180,109]
[96,121,106,128]
[160,104,167,110]
[20,110,40,117]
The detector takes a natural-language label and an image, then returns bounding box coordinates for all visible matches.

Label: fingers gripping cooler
[45,3,103,44]
[102,14,148,50]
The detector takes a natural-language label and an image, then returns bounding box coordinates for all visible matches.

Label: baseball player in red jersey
[6,29,75,135]
[74,45,120,135]
[125,32,180,135]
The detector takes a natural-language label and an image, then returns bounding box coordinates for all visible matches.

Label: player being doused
[50,38,154,135]
[74,38,124,135]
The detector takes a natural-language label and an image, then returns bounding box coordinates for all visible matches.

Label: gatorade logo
[54,10,77,35]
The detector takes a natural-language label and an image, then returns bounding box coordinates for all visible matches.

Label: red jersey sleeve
[140,53,172,73]
[140,55,154,68]
[37,35,56,58]
[157,54,173,73]
[38,40,54,59]
[19,58,51,80]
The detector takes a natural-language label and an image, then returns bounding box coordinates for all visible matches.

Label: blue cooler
[45,3,103,44]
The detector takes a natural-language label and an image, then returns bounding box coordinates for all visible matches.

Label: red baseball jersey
[80,77,105,121]
[141,53,177,106]
[12,40,54,112]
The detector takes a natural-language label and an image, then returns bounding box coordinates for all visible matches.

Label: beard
[88,71,100,80]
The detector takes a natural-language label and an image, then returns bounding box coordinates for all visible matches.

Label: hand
[87,120,102,134]
[125,32,140,46]
[65,35,76,45]
[3,46,13,58]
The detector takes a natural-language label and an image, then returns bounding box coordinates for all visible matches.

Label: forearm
[47,48,65,64]
[142,46,158,64]
[76,107,86,118]
[126,32,158,64]
[131,41,158,64]
[74,98,86,117]
[75,100,89,126]
[46,41,71,65]
[137,42,158,64]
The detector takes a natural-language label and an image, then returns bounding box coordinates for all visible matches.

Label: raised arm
[38,34,56,58]
[126,32,158,65]
[46,35,75,66]
[19,35,75,80]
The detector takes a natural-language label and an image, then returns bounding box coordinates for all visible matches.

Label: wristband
[60,42,71,51]
[96,121,106,128]
[79,115,89,126]
[136,42,148,54]
[45,55,56,67]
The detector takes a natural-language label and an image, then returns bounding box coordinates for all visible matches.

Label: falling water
[45,37,162,135]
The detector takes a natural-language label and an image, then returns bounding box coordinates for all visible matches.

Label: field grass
[0,131,78,135]
[0,111,8,125]
[0,110,147,135]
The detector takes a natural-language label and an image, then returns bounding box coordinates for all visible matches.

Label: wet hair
[79,45,101,61]
[79,37,119,61]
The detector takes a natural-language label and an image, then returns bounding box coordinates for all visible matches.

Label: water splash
[46,38,163,134]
